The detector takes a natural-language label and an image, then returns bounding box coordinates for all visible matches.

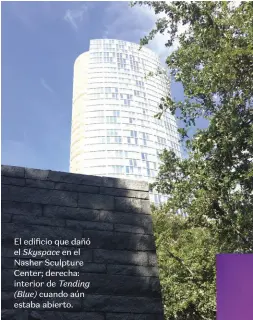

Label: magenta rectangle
[216,254,253,320]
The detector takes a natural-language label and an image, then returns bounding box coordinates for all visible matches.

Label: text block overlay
[1,165,165,320]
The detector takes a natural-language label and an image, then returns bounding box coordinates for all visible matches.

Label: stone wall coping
[1,165,149,192]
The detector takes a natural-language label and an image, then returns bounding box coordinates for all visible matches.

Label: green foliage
[132,1,253,319]
[152,208,218,320]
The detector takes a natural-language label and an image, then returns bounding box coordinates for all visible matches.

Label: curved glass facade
[70,39,181,204]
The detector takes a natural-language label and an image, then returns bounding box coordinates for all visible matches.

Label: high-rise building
[70,39,181,204]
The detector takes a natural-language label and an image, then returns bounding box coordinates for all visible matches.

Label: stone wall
[1,165,165,320]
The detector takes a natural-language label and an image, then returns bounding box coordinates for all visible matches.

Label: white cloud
[103,3,154,41]
[103,2,186,66]
[63,4,87,31]
[40,78,54,94]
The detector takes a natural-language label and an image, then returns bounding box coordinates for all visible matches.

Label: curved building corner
[70,39,182,204]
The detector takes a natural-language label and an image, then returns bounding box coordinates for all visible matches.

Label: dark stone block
[99,211,153,234]
[1,248,18,258]
[1,310,105,320]
[114,224,146,234]
[26,179,55,189]
[82,294,164,313]
[25,311,105,320]
[102,177,149,191]
[79,263,106,274]
[66,220,113,232]
[107,264,159,277]
[48,170,102,186]
[100,187,149,199]
[148,253,159,266]
[1,213,11,223]
[55,182,99,194]
[114,198,150,214]
[78,193,114,210]
[49,170,102,186]
[25,168,50,180]
[94,249,148,265]
[2,185,78,207]
[12,215,65,227]
[1,176,25,186]
[106,313,164,320]
[2,201,43,216]
[1,292,14,309]
[107,233,155,251]
[2,309,28,320]
[2,269,30,291]
[43,205,100,222]
[25,168,102,186]
[1,165,25,178]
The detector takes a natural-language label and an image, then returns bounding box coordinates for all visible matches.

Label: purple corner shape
[216,254,253,320]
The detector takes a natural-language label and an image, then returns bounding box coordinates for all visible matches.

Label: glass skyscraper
[70,39,181,204]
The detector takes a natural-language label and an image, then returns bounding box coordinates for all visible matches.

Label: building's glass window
[130,131,137,138]
[115,137,122,143]
[157,136,166,144]
[126,166,134,174]
[109,165,124,174]
[113,111,120,117]
[142,132,149,140]
[107,129,118,136]
[129,159,137,166]
[106,116,117,123]
[141,153,148,160]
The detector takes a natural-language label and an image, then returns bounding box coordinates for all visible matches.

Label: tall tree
[132,2,253,319]
[152,205,218,319]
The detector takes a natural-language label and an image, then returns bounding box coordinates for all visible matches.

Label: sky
[1,1,187,172]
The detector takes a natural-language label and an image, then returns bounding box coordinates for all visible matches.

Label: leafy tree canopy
[152,206,218,320]
[132,2,253,319]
